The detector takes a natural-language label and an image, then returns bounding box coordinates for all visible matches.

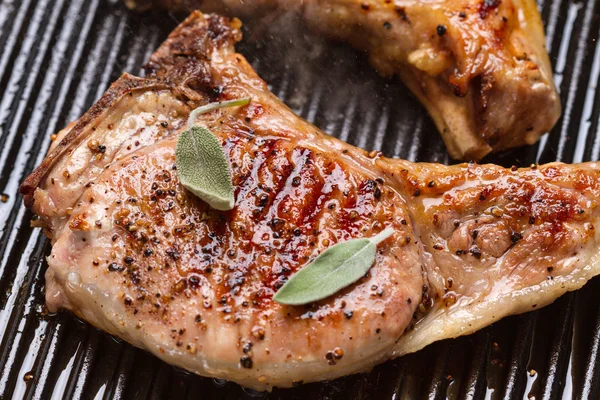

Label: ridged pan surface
[0,0,599,399]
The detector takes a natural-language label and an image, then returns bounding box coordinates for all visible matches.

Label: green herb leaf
[176,97,251,210]
[176,126,234,211]
[188,97,251,127]
[273,227,395,305]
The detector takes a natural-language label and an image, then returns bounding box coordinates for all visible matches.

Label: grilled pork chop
[20,12,599,390]
[125,0,561,161]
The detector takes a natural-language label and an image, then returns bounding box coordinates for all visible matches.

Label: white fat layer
[394,245,600,356]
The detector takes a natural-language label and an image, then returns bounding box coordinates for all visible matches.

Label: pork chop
[125,0,561,161]
[21,12,599,391]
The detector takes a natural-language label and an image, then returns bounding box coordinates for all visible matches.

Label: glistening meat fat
[20,12,599,391]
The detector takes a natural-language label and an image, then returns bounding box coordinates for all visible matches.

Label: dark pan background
[0,0,600,398]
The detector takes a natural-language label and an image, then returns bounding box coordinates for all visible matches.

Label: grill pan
[1,0,600,398]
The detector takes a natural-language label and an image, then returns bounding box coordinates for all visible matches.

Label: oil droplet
[0,193,8,203]
[213,378,228,387]
[24,372,34,382]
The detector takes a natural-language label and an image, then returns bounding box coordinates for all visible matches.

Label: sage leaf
[273,227,395,305]
[176,125,234,211]
[188,97,251,127]
[176,97,251,210]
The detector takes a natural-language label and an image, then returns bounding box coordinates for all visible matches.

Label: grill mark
[302,159,337,225]
[275,159,347,285]
[245,143,297,294]
[336,173,361,237]
[274,150,329,278]
[259,141,295,216]
[283,148,326,226]
[258,145,302,233]
[217,137,284,297]
[238,145,335,290]
[246,142,294,231]
[229,138,278,237]
[233,140,296,292]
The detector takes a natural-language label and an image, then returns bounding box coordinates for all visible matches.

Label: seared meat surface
[125,0,561,161]
[21,12,597,390]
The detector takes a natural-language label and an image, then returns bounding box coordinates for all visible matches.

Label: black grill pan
[1,0,599,398]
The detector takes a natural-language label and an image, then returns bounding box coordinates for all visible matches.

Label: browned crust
[19,11,241,208]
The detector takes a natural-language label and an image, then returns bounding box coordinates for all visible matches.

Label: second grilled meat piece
[125,0,561,161]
